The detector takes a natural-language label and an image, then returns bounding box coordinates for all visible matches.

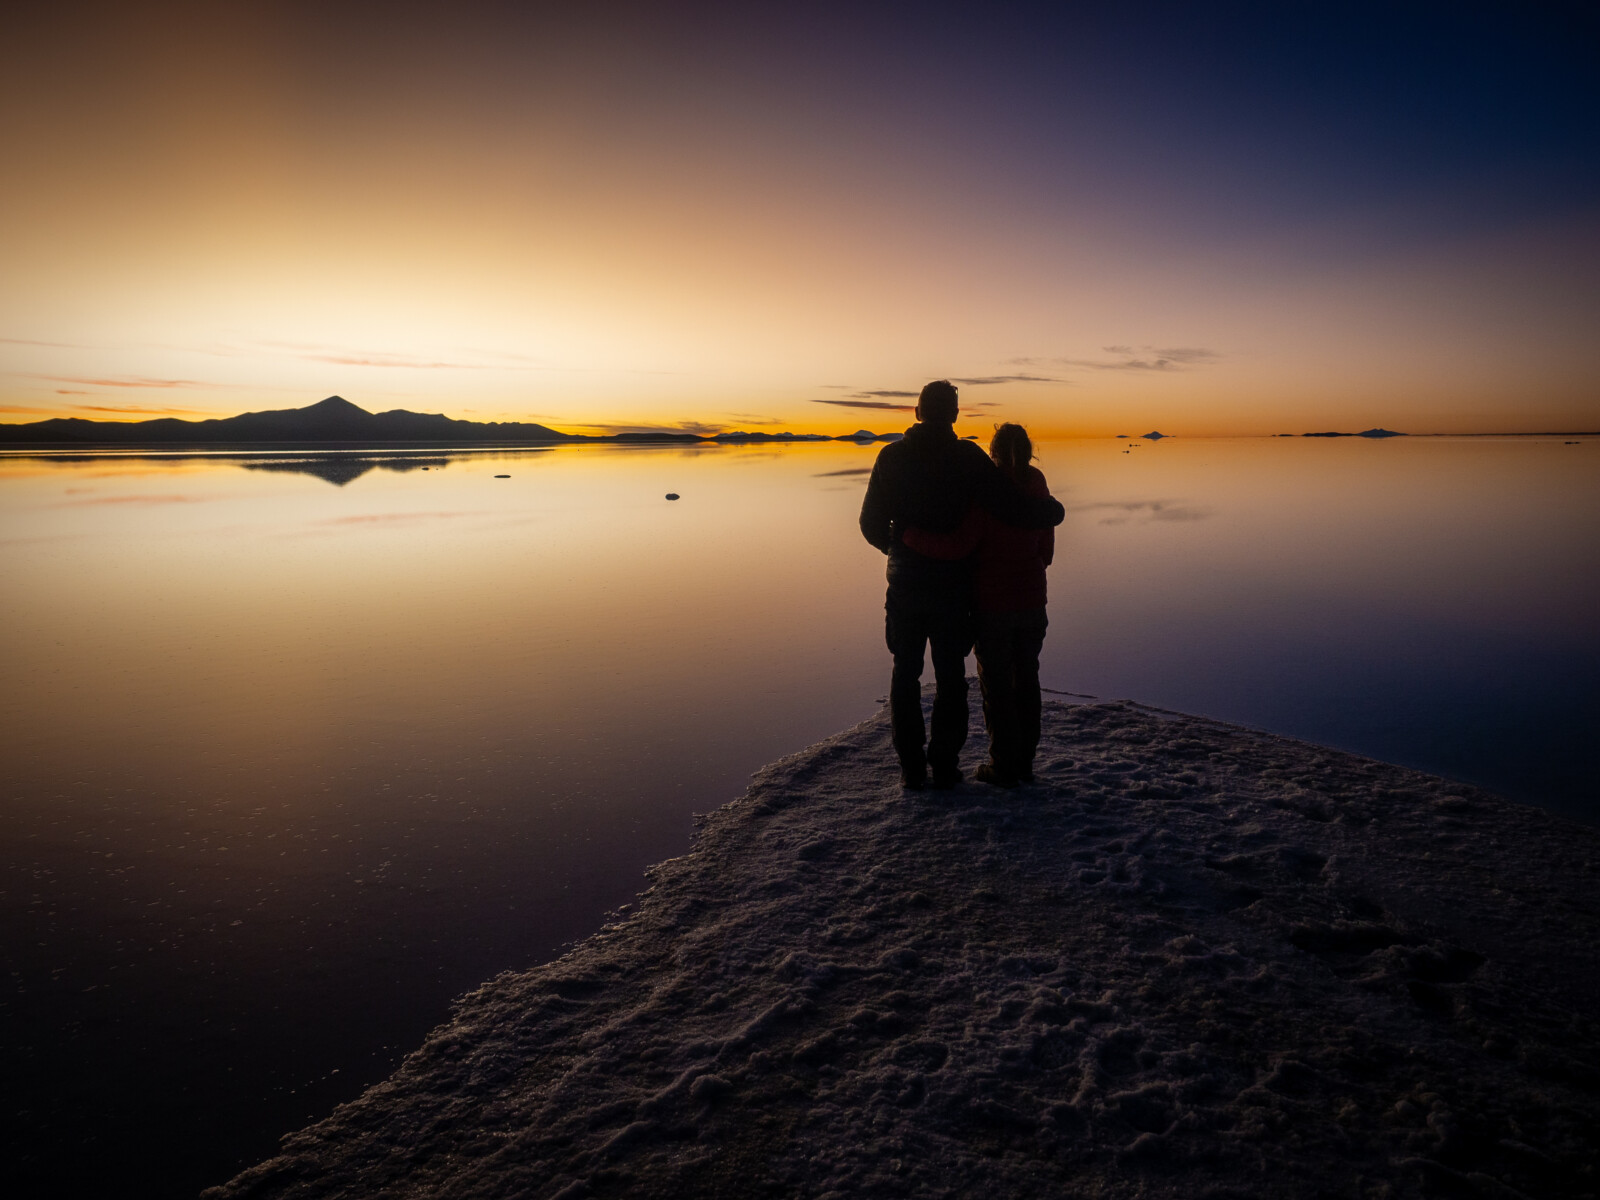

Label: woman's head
[989,422,1034,478]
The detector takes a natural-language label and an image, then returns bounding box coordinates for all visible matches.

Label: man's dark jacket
[859,423,1065,593]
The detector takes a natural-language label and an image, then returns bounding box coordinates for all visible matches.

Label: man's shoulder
[871,433,919,469]
[873,437,907,461]
[953,438,991,461]
[951,438,998,474]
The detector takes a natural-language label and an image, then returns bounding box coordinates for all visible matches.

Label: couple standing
[859,380,1065,790]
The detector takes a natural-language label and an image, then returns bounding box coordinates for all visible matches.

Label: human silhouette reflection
[859,383,1064,790]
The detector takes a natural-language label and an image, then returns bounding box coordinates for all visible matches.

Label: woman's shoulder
[1021,464,1049,496]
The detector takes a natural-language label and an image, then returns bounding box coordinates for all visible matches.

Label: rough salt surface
[209,698,1600,1199]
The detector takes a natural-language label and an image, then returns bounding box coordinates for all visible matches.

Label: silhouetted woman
[902,423,1053,786]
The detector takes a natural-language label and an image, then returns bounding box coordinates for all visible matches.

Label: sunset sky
[3,1,1595,437]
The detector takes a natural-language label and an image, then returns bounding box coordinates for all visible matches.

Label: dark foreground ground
[208,699,1599,1199]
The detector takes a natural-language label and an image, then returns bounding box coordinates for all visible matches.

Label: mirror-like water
[2,436,1595,1197]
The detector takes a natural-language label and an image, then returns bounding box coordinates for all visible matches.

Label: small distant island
[0,396,902,446]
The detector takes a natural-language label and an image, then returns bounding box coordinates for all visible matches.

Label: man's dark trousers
[885,585,973,779]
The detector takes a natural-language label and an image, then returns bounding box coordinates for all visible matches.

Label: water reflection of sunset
[3,436,1595,1194]
[5,437,1593,825]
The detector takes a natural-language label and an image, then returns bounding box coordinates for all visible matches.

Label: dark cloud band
[814,398,916,411]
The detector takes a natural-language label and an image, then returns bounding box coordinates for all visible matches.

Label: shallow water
[1,435,1595,1196]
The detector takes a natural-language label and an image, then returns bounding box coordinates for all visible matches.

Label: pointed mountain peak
[304,395,371,416]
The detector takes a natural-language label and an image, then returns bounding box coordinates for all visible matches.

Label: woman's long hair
[989,422,1034,482]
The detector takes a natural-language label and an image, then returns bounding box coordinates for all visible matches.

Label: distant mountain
[0,396,574,445]
[0,397,903,445]
[1142,431,1167,439]
[705,431,832,443]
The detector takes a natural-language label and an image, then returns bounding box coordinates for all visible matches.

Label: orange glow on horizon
[2,5,1595,439]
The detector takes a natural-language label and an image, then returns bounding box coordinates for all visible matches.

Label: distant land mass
[1281,431,1592,437]
[1302,429,1406,438]
[0,396,901,445]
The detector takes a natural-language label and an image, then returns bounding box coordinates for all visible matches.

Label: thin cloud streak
[575,420,724,436]
[44,376,210,389]
[1102,346,1217,364]
[723,412,785,426]
[1015,347,1222,372]
[951,374,1061,385]
[814,398,915,412]
[833,376,1061,405]
[300,354,485,370]
[71,404,210,415]
[247,340,557,372]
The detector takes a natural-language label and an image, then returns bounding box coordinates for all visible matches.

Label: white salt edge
[207,696,1600,1199]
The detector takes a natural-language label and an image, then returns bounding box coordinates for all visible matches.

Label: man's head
[915,379,959,426]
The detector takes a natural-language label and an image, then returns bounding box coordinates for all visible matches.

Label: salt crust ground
[208,698,1599,1200]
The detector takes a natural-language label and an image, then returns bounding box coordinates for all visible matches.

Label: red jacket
[902,465,1054,612]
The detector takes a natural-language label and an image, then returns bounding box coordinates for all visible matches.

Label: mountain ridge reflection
[240,455,457,486]
[3,447,557,486]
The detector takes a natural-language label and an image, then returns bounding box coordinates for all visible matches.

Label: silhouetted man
[859,380,1065,789]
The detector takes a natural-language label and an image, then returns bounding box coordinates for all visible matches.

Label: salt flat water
[2,435,1595,1197]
